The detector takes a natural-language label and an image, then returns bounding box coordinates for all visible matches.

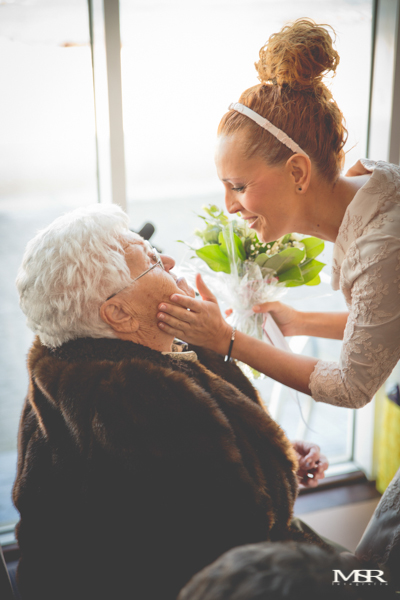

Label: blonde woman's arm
[252,301,349,340]
[157,274,317,396]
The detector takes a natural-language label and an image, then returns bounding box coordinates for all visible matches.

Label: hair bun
[255,18,339,91]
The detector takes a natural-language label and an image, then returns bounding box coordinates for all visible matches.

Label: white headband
[228,102,309,158]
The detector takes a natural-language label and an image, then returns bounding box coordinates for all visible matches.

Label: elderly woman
[13,204,328,600]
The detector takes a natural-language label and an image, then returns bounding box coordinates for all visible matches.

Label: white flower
[292,241,305,251]
[290,233,303,242]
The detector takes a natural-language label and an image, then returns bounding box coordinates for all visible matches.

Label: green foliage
[195,245,231,273]
[185,205,327,288]
[302,237,325,260]
[257,247,305,274]
[285,259,325,287]
[277,265,303,283]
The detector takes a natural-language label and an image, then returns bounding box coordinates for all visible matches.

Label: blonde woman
[157,19,400,410]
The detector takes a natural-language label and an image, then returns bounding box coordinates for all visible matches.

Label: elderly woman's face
[117,233,195,315]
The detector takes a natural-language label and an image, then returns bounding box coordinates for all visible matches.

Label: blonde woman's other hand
[292,440,329,489]
[252,301,300,336]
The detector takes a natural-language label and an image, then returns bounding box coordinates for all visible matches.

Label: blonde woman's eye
[232,186,245,192]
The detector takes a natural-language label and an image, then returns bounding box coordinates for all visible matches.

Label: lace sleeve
[309,236,400,408]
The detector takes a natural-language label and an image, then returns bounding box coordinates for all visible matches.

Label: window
[0,0,97,536]
[119,0,373,466]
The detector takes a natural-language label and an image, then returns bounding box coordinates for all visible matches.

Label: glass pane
[120,0,373,466]
[0,0,97,531]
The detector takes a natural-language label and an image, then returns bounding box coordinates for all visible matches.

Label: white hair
[16,204,135,347]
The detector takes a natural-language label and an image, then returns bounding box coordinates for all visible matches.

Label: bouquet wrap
[179,205,326,379]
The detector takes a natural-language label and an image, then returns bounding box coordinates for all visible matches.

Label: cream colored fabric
[162,350,198,362]
[309,159,400,408]
[162,339,198,362]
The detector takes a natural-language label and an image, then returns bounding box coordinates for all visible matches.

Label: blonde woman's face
[215,133,297,243]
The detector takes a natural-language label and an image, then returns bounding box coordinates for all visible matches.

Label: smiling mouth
[247,217,258,229]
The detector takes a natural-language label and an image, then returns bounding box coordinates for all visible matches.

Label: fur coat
[13,336,328,600]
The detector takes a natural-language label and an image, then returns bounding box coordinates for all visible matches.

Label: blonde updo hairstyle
[218,19,348,183]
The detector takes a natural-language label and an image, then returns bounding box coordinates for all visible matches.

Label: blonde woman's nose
[161,254,175,271]
[225,190,243,215]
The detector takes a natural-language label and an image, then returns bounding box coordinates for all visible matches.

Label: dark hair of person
[177,541,381,600]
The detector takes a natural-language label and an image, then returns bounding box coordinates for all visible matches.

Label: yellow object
[376,389,400,494]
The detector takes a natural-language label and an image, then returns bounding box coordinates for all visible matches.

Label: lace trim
[395,251,400,293]
[309,359,369,408]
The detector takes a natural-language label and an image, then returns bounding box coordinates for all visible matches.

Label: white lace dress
[309,159,400,408]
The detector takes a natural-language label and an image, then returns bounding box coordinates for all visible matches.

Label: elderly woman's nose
[225,190,243,215]
[161,254,175,271]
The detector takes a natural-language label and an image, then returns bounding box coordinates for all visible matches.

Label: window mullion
[88,0,127,209]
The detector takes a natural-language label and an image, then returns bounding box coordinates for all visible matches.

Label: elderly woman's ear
[100,299,140,334]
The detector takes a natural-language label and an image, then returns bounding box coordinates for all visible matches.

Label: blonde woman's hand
[292,440,329,489]
[252,301,300,336]
[157,274,232,355]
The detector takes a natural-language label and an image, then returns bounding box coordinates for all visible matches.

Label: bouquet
[180,205,325,377]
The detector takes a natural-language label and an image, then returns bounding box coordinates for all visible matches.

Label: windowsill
[0,526,17,548]
[298,467,367,495]
[2,541,19,564]
[295,469,381,515]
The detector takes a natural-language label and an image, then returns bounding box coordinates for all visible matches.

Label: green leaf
[254,253,270,268]
[234,233,246,261]
[286,259,324,287]
[277,265,304,283]
[177,240,195,250]
[258,247,305,275]
[203,225,221,244]
[302,237,325,260]
[220,229,246,262]
[281,233,292,244]
[202,204,229,225]
[218,231,228,255]
[195,245,231,273]
[244,237,254,255]
[305,274,321,286]
[300,259,324,282]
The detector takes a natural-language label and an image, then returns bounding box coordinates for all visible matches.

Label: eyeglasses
[133,245,165,281]
[106,243,165,301]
